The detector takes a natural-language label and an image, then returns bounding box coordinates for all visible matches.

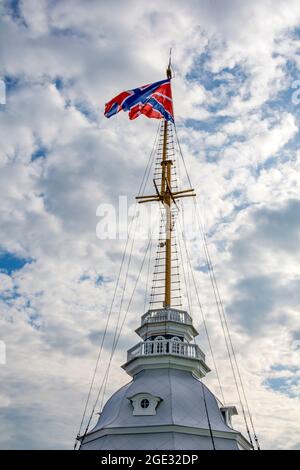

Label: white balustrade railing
[127,339,205,362]
[142,308,192,326]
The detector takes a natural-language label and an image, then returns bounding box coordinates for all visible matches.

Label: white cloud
[0,0,300,451]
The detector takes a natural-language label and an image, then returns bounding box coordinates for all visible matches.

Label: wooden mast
[136,60,196,309]
[162,62,172,306]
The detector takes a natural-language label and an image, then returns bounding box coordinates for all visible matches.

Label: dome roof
[91,368,234,434]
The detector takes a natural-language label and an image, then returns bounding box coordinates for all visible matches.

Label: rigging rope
[177,225,192,316]
[144,235,153,312]
[177,216,226,405]
[201,380,216,450]
[79,207,142,444]
[197,210,255,447]
[75,125,159,449]
[81,233,153,445]
[138,120,161,196]
[74,206,139,448]
[199,214,260,449]
[98,210,141,410]
[174,122,260,449]
[176,214,217,450]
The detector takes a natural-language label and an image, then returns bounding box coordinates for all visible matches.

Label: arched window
[171,336,181,354]
[144,338,153,355]
[154,336,165,354]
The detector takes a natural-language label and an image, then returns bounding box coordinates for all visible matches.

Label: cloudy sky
[0,0,300,450]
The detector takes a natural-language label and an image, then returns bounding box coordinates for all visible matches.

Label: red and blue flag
[104,79,174,122]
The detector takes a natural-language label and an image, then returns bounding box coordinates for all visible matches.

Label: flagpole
[163,60,172,308]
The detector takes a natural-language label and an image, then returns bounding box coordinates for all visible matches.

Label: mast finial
[166,48,172,79]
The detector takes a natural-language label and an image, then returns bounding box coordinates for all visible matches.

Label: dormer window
[220,406,238,427]
[128,392,162,416]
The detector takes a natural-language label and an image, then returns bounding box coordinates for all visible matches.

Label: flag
[104,78,174,122]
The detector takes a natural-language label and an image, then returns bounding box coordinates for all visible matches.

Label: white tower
[79,305,251,450]
[78,65,253,451]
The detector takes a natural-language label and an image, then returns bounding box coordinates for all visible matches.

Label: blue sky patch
[95,275,105,286]
[264,375,299,398]
[0,252,31,275]
[79,273,107,286]
[0,288,20,305]
[28,313,43,330]
[184,115,233,133]
[6,0,25,24]
[4,75,21,95]
[54,77,64,91]
[31,146,48,162]
[196,263,209,273]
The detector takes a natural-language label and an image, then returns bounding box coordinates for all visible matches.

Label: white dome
[80,369,250,450]
[95,368,229,430]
